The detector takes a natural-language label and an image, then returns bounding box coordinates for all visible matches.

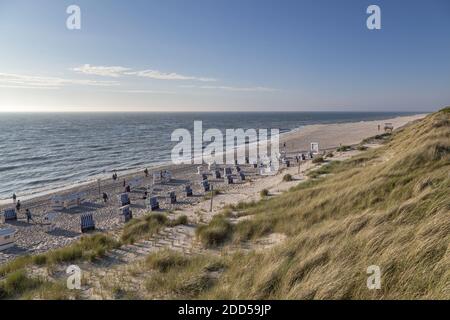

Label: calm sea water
[0,112,415,200]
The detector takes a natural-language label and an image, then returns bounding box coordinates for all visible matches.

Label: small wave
[25,177,65,186]
[0,165,21,173]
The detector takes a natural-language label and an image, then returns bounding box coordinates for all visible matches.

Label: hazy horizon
[0,109,432,114]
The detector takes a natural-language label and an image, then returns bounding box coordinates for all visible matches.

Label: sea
[0,112,417,201]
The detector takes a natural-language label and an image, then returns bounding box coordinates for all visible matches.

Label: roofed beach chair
[128,178,144,192]
[80,213,95,233]
[51,196,64,211]
[64,192,86,210]
[202,173,208,181]
[235,166,241,173]
[202,180,210,192]
[384,123,394,133]
[42,212,58,232]
[162,170,172,183]
[245,156,250,164]
[120,205,133,223]
[3,208,17,222]
[119,193,131,206]
[224,167,232,177]
[185,185,193,197]
[225,175,233,184]
[0,228,16,251]
[214,169,221,179]
[149,196,160,211]
[169,191,177,204]
[65,194,78,210]
[153,172,162,184]
[311,142,320,155]
[239,172,246,181]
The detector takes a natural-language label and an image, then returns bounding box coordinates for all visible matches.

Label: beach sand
[0,113,427,264]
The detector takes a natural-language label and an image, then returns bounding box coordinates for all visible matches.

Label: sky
[0,0,449,112]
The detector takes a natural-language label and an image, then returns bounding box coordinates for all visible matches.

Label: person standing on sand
[102,192,109,203]
[16,200,21,211]
[26,209,33,223]
[144,168,149,177]
[378,124,381,132]
[12,193,17,204]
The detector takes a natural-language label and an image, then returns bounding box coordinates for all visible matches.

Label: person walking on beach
[144,168,149,177]
[16,200,21,212]
[102,192,109,203]
[378,124,381,132]
[12,193,17,204]
[123,179,126,187]
[25,209,34,223]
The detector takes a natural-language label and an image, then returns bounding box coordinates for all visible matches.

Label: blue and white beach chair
[120,205,133,223]
[224,168,232,177]
[225,175,234,184]
[3,208,17,222]
[185,185,193,197]
[149,196,160,211]
[80,213,95,233]
[239,172,246,181]
[119,193,131,206]
[0,228,16,251]
[169,191,177,204]
[202,180,210,192]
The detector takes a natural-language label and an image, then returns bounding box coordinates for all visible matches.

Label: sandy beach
[0,113,427,265]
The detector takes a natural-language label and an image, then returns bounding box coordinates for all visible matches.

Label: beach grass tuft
[196,215,233,248]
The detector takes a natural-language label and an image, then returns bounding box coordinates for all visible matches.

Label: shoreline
[0,112,427,264]
[0,112,427,207]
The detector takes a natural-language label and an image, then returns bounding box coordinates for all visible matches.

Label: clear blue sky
[0,0,449,112]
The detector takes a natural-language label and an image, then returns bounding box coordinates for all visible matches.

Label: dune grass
[196,215,234,248]
[2,108,448,300]
[312,156,325,164]
[143,249,226,299]
[0,234,120,280]
[195,108,450,299]
[121,213,188,244]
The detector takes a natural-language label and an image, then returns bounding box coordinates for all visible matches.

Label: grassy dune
[199,107,449,299]
[1,108,448,299]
